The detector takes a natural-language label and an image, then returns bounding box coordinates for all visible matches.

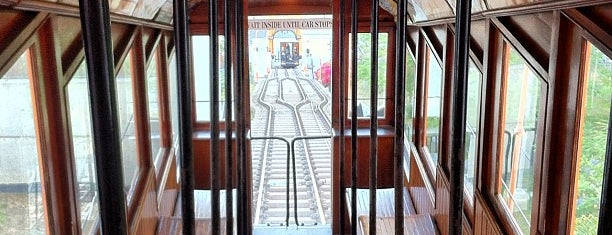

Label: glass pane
[168,54,179,151]
[410,0,454,22]
[147,53,162,170]
[348,32,388,119]
[464,60,482,202]
[573,43,611,235]
[0,51,47,233]
[425,48,443,168]
[116,51,139,199]
[499,46,542,234]
[192,35,233,122]
[67,62,99,234]
[404,50,417,141]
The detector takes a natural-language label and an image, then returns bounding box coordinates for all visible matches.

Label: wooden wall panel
[192,132,237,189]
[158,152,179,217]
[474,193,503,235]
[408,151,435,215]
[52,15,82,76]
[434,169,450,235]
[132,169,160,235]
[498,12,553,72]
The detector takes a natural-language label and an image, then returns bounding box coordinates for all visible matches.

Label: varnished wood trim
[0,11,47,76]
[490,17,549,82]
[563,8,612,57]
[37,20,82,234]
[114,25,138,76]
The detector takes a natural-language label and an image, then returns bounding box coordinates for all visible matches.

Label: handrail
[248,130,332,227]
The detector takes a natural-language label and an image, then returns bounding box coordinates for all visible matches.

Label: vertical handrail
[246,132,292,226]
[394,0,407,234]
[338,0,347,233]
[350,0,359,234]
[78,0,128,234]
[291,135,333,226]
[209,0,221,232]
[172,0,195,234]
[224,0,234,233]
[234,0,249,232]
[450,0,472,233]
[369,0,379,234]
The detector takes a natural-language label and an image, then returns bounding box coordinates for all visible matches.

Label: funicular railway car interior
[0,0,611,234]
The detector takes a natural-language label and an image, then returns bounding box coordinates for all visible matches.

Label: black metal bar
[246,134,292,226]
[394,0,407,234]
[224,0,234,233]
[338,0,347,233]
[209,0,221,232]
[78,0,127,234]
[171,0,195,234]
[290,136,333,226]
[369,0,379,234]
[450,0,472,234]
[598,96,612,234]
[350,0,359,233]
[234,0,248,232]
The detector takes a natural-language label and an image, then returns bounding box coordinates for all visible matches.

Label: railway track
[250,68,332,227]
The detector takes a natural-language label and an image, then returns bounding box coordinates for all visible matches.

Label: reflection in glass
[348,33,388,119]
[192,36,233,122]
[147,53,162,170]
[0,51,47,234]
[573,43,611,235]
[464,60,482,203]
[116,51,138,199]
[404,51,417,141]
[67,62,99,234]
[425,48,443,169]
[499,46,541,234]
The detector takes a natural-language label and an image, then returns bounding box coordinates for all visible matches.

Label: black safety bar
[350,0,359,234]
[78,0,128,234]
[449,0,473,233]
[369,0,380,234]
[338,0,347,233]
[172,0,196,234]
[224,0,235,233]
[247,131,292,226]
[291,135,333,226]
[209,0,221,232]
[394,0,408,234]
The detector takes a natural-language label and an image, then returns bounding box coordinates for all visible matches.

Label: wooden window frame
[490,40,547,235]
[417,40,445,182]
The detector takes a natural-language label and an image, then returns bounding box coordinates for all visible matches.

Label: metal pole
[394,0,407,234]
[338,0,347,233]
[209,0,221,232]
[234,0,249,232]
[172,0,196,234]
[450,0,472,234]
[224,0,234,233]
[350,0,359,234]
[78,0,127,234]
[369,0,379,234]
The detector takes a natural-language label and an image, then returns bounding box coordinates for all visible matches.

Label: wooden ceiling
[0,0,603,26]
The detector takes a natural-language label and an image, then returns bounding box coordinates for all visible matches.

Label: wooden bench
[358,214,438,235]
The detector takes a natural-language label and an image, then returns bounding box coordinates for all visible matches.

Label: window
[0,51,47,233]
[424,47,443,170]
[116,51,139,199]
[66,62,99,234]
[465,60,483,202]
[497,45,543,234]
[168,54,179,151]
[572,42,611,234]
[404,49,417,142]
[147,51,162,170]
[348,33,388,119]
[192,35,233,122]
